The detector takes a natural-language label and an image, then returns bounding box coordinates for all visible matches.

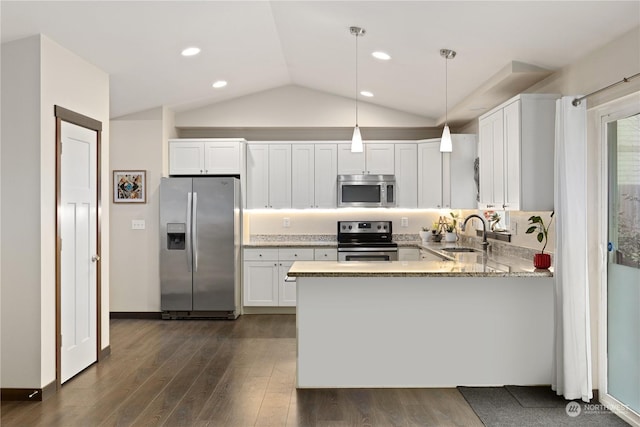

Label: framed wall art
[113,170,146,203]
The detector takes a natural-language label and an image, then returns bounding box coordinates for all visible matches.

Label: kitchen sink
[442,247,479,253]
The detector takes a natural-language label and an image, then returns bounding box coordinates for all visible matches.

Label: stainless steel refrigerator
[160,177,241,319]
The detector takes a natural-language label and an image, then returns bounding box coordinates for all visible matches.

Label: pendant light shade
[440,48,456,152]
[350,26,365,153]
[351,125,363,152]
[440,124,452,152]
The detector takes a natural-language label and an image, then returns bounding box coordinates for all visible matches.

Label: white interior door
[60,121,98,383]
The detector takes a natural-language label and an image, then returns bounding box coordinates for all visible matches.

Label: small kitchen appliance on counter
[337,220,398,261]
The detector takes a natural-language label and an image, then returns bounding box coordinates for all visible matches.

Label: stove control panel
[338,221,392,234]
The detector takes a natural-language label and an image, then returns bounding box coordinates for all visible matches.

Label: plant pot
[419,231,430,243]
[444,232,457,243]
[432,233,442,243]
[533,253,551,269]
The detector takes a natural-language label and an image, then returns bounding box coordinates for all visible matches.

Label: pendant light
[350,26,365,153]
[440,49,456,152]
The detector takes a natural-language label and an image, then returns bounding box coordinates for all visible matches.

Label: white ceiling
[2,1,638,122]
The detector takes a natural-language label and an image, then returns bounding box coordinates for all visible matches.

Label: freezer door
[192,177,238,311]
[160,177,193,311]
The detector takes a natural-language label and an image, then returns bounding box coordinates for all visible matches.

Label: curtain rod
[572,72,640,106]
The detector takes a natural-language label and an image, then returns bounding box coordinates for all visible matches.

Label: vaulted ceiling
[2,1,638,123]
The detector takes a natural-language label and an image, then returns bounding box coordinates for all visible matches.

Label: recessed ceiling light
[372,51,391,60]
[181,47,201,57]
[212,80,228,89]
[360,91,374,97]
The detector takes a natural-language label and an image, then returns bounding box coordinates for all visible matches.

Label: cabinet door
[398,247,420,261]
[169,141,205,175]
[314,248,337,261]
[394,144,418,208]
[314,144,338,208]
[366,143,395,174]
[204,141,241,174]
[243,261,278,306]
[417,142,443,208]
[246,144,270,208]
[478,110,504,209]
[268,144,292,209]
[337,143,366,174]
[278,261,296,306]
[292,144,315,208]
[448,134,478,209]
[502,100,521,211]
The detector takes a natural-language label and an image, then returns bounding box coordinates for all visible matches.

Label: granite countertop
[287,259,552,278]
[287,240,553,278]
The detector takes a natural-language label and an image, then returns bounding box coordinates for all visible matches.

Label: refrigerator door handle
[186,192,193,272]
[193,192,198,272]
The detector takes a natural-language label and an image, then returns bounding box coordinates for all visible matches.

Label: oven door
[338,247,398,262]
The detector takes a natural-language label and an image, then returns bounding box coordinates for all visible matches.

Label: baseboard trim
[2,381,56,402]
[99,345,111,361]
[242,307,296,315]
[110,311,162,319]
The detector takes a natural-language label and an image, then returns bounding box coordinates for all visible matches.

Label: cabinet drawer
[278,248,314,261]
[314,248,337,261]
[244,248,279,261]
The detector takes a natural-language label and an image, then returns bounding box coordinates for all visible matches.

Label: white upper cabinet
[337,143,394,175]
[478,94,558,211]
[169,138,243,175]
[267,144,292,209]
[314,144,338,208]
[418,135,477,209]
[291,144,315,209]
[292,143,338,209]
[395,144,418,208]
[246,144,270,209]
[365,143,395,174]
[445,134,478,209]
[417,140,443,208]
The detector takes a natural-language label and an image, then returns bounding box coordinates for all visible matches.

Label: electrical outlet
[401,217,409,228]
[509,222,518,235]
[131,219,145,230]
[283,217,290,228]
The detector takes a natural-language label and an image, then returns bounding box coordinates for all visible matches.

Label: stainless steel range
[337,221,398,261]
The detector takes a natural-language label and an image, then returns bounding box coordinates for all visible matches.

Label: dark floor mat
[458,386,629,427]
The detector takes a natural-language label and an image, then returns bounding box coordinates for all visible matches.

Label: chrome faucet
[461,214,489,252]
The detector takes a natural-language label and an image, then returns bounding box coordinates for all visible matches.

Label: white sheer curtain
[552,96,593,401]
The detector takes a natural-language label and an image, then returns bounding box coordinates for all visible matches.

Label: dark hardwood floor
[0,315,482,426]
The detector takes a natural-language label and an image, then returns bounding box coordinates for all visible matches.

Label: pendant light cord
[445,54,448,126]
[355,32,359,127]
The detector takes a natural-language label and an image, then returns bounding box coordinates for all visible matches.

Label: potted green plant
[444,212,459,242]
[419,226,430,243]
[526,212,554,269]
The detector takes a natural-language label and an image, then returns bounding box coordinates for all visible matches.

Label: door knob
[91,255,101,262]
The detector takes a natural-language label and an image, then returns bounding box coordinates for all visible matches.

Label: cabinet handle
[200,170,203,173]
[259,254,262,257]
[274,263,277,267]
[294,254,297,257]
[487,204,495,208]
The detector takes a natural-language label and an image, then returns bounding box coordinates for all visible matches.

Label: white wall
[1,36,43,389]
[175,85,433,128]
[109,109,165,312]
[0,34,109,389]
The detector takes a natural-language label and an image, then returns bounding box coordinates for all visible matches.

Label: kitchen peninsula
[288,253,554,388]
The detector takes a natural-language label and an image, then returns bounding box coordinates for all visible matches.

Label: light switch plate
[132,219,146,230]
[401,217,409,228]
[283,217,290,228]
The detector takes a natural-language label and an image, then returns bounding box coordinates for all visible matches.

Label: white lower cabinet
[398,247,420,261]
[243,248,314,307]
[314,248,338,261]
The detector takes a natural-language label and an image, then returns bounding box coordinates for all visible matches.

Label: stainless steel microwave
[337,175,396,208]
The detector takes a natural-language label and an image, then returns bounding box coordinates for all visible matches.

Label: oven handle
[338,247,398,253]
